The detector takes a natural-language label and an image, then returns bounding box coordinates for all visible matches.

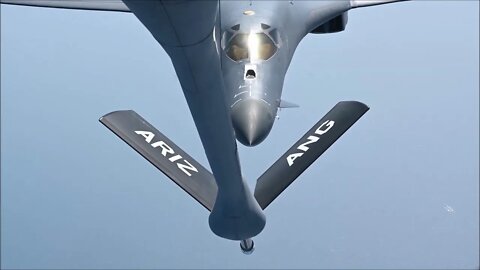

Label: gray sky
[1,1,478,269]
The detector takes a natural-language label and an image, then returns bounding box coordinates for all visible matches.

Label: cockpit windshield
[225,32,277,62]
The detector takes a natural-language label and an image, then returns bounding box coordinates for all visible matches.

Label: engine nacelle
[311,12,348,34]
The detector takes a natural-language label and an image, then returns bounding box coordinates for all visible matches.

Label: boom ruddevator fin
[254,101,369,209]
[100,110,217,211]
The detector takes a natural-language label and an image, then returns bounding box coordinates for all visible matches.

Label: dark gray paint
[100,110,218,211]
[220,1,352,146]
[120,0,368,242]
[0,0,409,249]
[0,0,129,12]
[254,101,369,209]
[122,0,266,241]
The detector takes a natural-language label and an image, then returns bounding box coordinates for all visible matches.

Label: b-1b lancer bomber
[1,0,410,253]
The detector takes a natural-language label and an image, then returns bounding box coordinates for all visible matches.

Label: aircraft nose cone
[231,99,274,146]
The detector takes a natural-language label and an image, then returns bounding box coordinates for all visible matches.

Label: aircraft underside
[1,0,413,254]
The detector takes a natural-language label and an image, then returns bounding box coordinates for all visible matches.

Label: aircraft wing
[295,0,410,36]
[100,110,217,211]
[350,0,409,8]
[0,0,130,12]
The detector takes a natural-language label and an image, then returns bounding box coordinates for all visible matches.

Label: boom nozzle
[240,238,254,254]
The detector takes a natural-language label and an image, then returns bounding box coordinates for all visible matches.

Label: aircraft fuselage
[220,1,350,146]
[221,1,297,146]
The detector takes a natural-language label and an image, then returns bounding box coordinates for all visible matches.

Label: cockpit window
[225,32,277,62]
[255,33,277,60]
[226,34,249,61]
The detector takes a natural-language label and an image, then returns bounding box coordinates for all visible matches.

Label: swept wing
[0,0,129,12]
[350,0,409,8]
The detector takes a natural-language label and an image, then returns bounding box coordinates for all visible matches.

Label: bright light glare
[248,32,260,61]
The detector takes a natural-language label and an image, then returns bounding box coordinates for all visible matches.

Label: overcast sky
[1,1,478,269]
